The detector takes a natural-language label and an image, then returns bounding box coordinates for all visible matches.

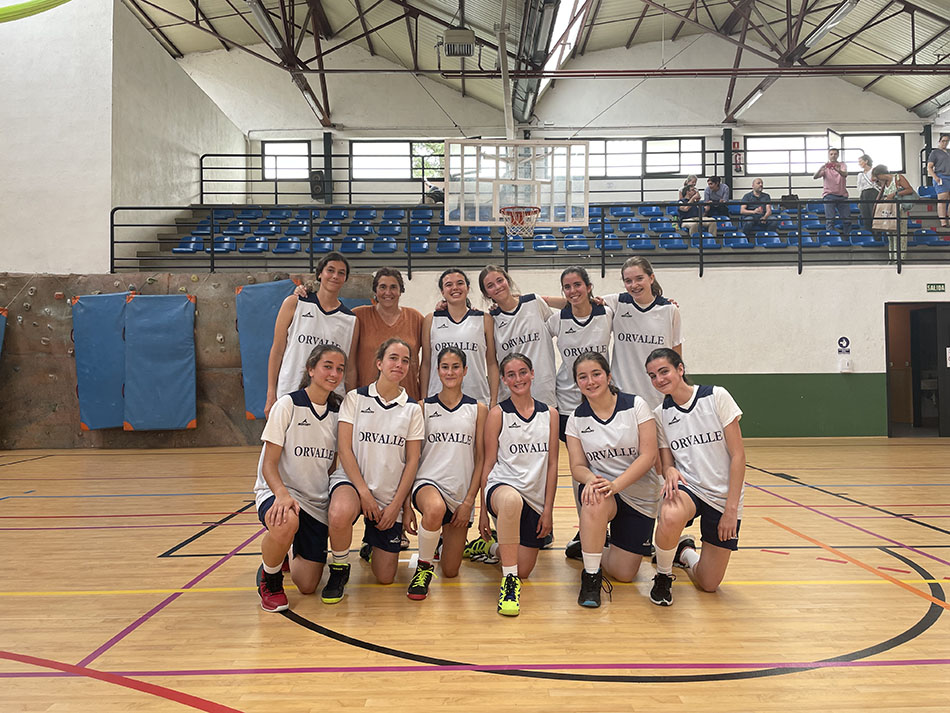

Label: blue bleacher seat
[727,203,742,216]
[316,220,342,236]
[595,234,623,251]
[588,220,612,234]
[618,218,644,234]
[254,219,281,236]
[609,205,634,218]
[500,236,525,252]
[377,220,401,237]
[192,219,212,236]
[324,208,348,221]
[626,236,656,250]
[658,233,688,250]
[588,206,603,218]
[787,230,820,248]
[266,207,292,220]
[909,229,940,246]
[639,205,662,218]
[206,234,236,253]
[917,185,937,199]
[437,235,460,253]
[238,235,269,253]
[236,207,263,220]
[468,228,493,253]
[723,232,753,249]
[691,233,721,250]
[171,234,203,253]
[409,220,431,237]
[410,207,434,221]
[339,235,366,253]
[755,231,787,248]
[850,229,884,247]
[438,224,461,236]
[353,207,377,221]
[649,220,675,233]
[382,208,405,221]
[405,238,429,253]
[306,234,334,253]
[371,234,397,253]
[212,208,235,221]
[533,232,558,252]
[272,236,301,254]
[818,230,848,247]
[222,220,250,236]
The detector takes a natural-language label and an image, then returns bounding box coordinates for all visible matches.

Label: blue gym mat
[234,279,297,420]
[123,294,197,431]
[71,292,128,430]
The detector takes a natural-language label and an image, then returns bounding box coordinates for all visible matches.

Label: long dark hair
[315,252,350,282]
[499,352,533,375]
[621,256,663,297]
[571,351,620,402]
[437,345,467,368]
[645,347,690,385]
[560,266,593,303]
[478,264,518,302]
[297,344,346,409]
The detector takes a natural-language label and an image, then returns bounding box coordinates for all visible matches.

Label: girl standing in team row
[479,353,559,616]
[645,348,745,607]
[603,256,682,411]
[565,352,660,608]
[479,266,558,408]
[254,345,346,612]
[408,347,488,600]
[323,338,425,601]
[546,267,613,440]
[420,268,498,406]
[267,253,359,416]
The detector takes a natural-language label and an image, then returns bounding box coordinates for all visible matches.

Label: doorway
[885,302,950,437]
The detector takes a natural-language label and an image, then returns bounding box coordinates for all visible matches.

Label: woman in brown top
[353,268,424,400]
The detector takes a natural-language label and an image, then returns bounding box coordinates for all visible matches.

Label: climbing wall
[0,271,372,449]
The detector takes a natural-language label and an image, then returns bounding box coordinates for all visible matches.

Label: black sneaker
[407,561,436,600]
[577,568,603,608]
[540,532,555,550]
[650,572,675,606]
[674,536,697,569]
[565,532,582,561]
[321,562,350,604]
[358,542,372,562]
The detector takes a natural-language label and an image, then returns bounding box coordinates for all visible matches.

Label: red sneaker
[281,555,290,573]
[257,565,288,612]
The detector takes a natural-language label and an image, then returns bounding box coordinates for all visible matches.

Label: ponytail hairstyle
[560,266,594,303]
[478,264,518,302]
[437,345,467,368]
[375,337,411,363]
[571,351,620,403]
[303,251,351,294]
[645,347,690,385]
[621,255,662,297]
[297,344,347,409]
[438,268,470,291]
[499,352,533,375]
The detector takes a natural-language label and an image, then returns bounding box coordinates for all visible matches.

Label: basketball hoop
[500,206,541,239]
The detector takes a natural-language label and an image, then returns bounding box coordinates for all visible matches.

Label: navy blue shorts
[558,413,569,443]
[363,517,404,553]
[258,495,328,563]
[578,483,655,556]
[680,485,740,551]
[411,484,454,527]
[486,483,545,549]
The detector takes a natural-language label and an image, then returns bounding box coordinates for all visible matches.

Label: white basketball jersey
[331,384,425,513]
[565,392,661,517]
[547,303,613,414]
[254,390,339,524]
[414,395,479,511]
[277,294,356,398]
[604,293,681,410]
[486,398,552,515]
[427,309,490,403]
[654,385,743,515]
[491,294,557,406]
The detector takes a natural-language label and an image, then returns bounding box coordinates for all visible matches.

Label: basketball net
[499,206,541,239]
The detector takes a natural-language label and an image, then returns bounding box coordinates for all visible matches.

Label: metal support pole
[209,210,216,273]
[323,132,333,204]
[110,208,117,273]
[308,209,314,274]
[723,128,733,191]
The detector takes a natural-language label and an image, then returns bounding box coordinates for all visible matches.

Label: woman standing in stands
[645,348,745,607]
[254,345,346,612]
[566,351,660,608]
[855,154,877,231]
[352,268,423,399]
[603,256,682,412]
[478,265,558,409]
[408,346,488,600]
[871,164,915,262]
[322,338,425,600]
[420,268,498,406]
[479,353,559,616]
[266,252,358,416]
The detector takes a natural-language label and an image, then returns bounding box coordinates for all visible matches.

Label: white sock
[680,544,700,569]
[654,544,676,575]
[489,542,500,557]
[262,559,282,575]
[581,551,602,574]
[501,565,518,578]
[417,525,440,563]
[331,549,349,565]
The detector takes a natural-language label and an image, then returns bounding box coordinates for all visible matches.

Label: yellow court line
[0,578,946,597]
[764,516,950,611]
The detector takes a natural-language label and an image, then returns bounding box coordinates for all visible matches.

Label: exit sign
[927,283,946,293]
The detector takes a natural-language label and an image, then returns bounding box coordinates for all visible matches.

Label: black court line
[158,501,257,558]
[281,547,944,683]
[748,464,950,538]
[0,455,51,468]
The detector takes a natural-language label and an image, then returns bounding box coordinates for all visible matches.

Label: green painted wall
[689,373,887,437]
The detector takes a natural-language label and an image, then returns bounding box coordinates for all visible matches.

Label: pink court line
[0,523,258,532]
[4,659,950,678]
[817,557,849,564]
[760,549,790,555]
[878,566,912,574]
[76,527,265,668]
[748,484,950,569]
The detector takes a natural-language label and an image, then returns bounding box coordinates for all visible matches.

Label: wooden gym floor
[1,438,948,712]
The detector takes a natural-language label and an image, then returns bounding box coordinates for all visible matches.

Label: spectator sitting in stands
[703,175,731,219]
[739,178,778,234]
[678,183,717,237]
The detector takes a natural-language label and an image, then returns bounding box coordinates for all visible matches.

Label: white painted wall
[178,43,506,138]
[393,264,950,376]
[111,1,246,209]
[0,0,114,273]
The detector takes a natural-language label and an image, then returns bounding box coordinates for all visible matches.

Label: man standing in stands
[703,176,731,219]
[814,148,850,233]
[739,178,778,234]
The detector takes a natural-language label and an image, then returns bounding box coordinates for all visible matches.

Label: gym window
[744,133,905,175]
[350,141,445,180]
[588,137,705,178]
[262,141,310,180]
